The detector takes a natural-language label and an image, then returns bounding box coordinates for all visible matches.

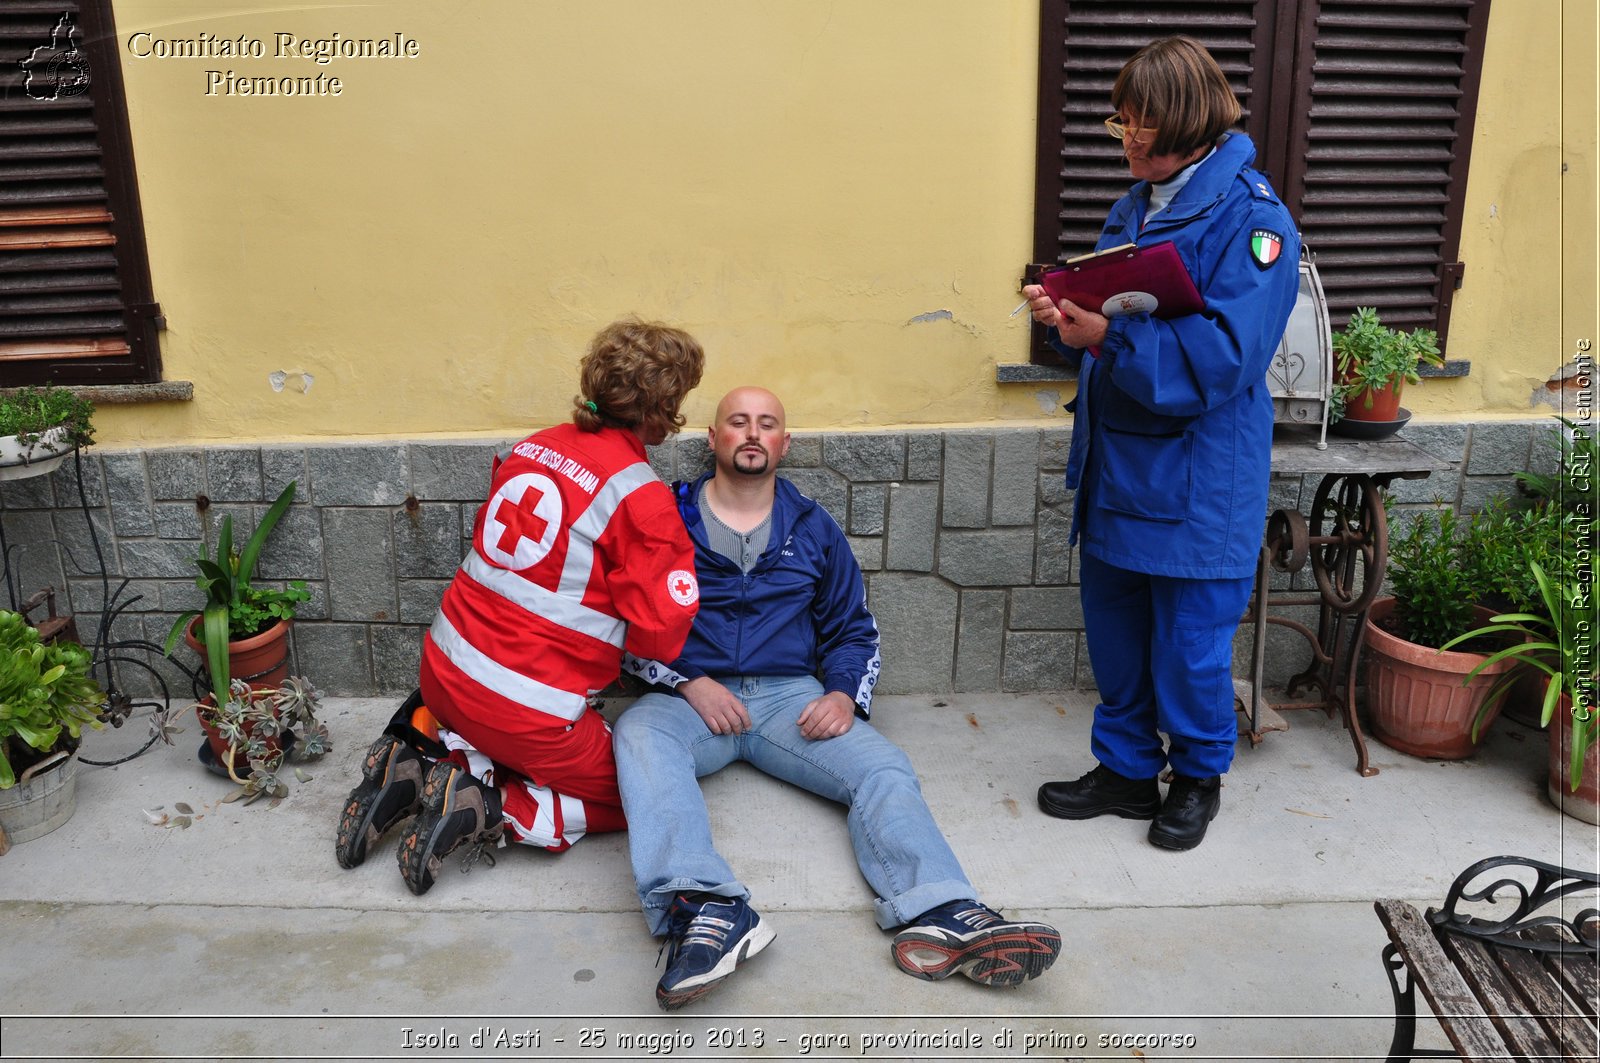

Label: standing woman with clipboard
[1024,37,1300,851]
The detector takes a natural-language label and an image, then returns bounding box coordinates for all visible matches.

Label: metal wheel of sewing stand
[0,446,198,767]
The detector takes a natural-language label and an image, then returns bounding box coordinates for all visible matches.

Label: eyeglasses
[1104,115,1158,142]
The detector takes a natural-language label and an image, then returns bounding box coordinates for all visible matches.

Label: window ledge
[996,363,1076,383]
[998,360,1470,384]
[62,381,193,404]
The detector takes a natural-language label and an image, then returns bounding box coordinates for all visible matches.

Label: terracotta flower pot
[184,616,291,689]
[1342,380,1404,422]
[1364,597,1514,760]
[1547,693,1599,824]
[194,686,286,780]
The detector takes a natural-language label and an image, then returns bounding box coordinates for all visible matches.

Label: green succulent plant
[1332,306,1442,412]
[0,610,104,789]
[195,676,329,803]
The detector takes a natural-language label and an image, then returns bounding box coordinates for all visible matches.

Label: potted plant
[1363,507,1515,759]
[0,386,95,481]
[0,610,104,843]
[1456,498,1567,726]
[1330,307,1442,434]
[190,676,330,802]
[1445,530,1598,822]
[163,481,308,702]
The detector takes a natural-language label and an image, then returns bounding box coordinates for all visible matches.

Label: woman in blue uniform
[1025,36,1300,850]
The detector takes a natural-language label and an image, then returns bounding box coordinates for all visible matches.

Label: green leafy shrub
[1386,508,1479,650]
[0,611,104,788]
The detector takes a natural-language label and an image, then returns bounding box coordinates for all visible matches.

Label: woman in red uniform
[335,319,705,894]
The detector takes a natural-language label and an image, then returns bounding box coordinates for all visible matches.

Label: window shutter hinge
[1445,262,1466,291]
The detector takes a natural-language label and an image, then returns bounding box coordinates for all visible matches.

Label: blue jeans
[1080,552,1255,779]
[612,674,974,934]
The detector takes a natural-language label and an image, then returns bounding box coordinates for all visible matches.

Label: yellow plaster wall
[94,0,1589,445]
[1420,0,1596,421]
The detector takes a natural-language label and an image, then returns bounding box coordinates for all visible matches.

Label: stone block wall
[0,418,1558,698]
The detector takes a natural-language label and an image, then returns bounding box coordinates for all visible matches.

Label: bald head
[709,386,790,479]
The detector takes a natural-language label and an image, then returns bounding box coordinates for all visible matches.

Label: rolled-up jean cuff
[643,877,750,936]
[875,879,975,931]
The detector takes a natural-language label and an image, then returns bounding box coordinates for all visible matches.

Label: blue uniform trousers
[1080,552,1254,779]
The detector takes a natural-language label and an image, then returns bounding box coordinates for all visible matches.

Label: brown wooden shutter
[1279,0,1491,349]
[1032,0,1493,366]
[1030,0,1280,363]
[0,0,162,386]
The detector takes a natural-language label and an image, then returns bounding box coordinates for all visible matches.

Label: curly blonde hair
[572,318,705,439]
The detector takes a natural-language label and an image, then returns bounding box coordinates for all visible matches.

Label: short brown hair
[1111,36,1241,158]
[573,318,705,440]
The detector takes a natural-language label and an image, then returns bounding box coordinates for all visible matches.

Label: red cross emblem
[483,473,562,568]
[495,482,549,556]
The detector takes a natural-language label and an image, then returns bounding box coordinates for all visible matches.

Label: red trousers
[418,654,627,851]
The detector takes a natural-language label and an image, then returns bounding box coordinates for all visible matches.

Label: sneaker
[1147,774,1221,850]
[891,900,1061,986]
[1037,763,1161,820]
[655,894,775,1011]
[396,760,503,896]
[335,734,427,869]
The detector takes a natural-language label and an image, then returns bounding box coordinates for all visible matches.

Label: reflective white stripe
[430,612,589,721]
[558,462,659,598]
[459,551,626,647]
[505,780,559,848]
[558,791,588,842]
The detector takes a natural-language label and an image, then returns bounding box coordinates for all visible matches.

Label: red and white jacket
[424,422,699,726]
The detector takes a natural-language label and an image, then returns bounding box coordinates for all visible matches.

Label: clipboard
[1039,241,1203,320]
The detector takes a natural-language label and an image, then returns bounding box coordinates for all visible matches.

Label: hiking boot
[891,900,1062,986]
[396,760,503,896]
[1038,763,1161,820]
[335,734,427,869]
[655,893,775,1011]
[1148,774,1221,850]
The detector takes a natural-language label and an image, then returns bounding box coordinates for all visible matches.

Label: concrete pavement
[1,690,1594,1062]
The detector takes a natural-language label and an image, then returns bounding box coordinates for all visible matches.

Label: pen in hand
[1010,299,1031,318]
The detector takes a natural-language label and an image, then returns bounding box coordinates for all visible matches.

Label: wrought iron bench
[1374,856,1598,1062]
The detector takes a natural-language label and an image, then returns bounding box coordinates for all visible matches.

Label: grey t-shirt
[699,481,772,573]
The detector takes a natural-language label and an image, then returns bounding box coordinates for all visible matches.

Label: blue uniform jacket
[623,473,883,717]
[1054,133,1300,579]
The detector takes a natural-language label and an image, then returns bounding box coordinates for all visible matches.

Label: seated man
[616,386,1061,1011]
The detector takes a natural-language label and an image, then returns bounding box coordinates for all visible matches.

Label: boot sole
[1037,791,1158,821]
[397,764,478,896]
[334,739,422,869]
[892,923,1062,986]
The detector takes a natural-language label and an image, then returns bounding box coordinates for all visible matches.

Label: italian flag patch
[1250,229,1284,270]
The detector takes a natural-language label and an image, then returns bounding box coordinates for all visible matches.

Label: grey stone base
[0,419,1554,697]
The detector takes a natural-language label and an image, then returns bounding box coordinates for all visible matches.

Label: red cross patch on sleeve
[1249,229,1284,270]
[668,569,699,607]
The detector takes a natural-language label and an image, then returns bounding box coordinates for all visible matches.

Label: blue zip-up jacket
[1054,133,1300,579]
[623,473,883,717]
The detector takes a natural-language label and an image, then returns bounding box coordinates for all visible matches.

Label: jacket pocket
[1099,426,1193,523]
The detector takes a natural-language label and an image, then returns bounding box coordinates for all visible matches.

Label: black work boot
[1037,763,1160,820]
[1147,774,1221,850]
